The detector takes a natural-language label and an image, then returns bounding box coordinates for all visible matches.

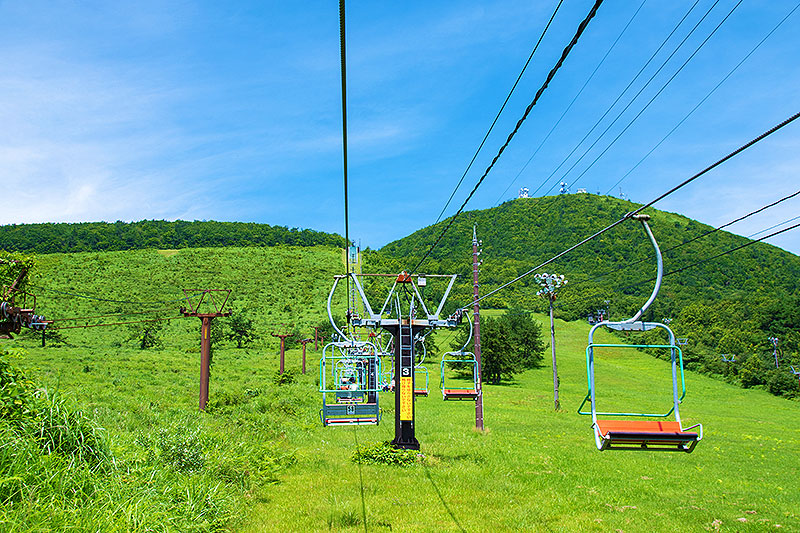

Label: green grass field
[11,308,800,531]
[3,247,799,531]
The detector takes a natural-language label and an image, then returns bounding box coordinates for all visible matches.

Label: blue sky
[1,0,799,255]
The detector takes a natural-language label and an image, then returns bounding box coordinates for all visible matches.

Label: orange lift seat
[442,388,478,400]
[595,419,700,452]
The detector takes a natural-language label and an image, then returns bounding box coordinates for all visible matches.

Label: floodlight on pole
[769,336,780,368]
[534,272,567,411]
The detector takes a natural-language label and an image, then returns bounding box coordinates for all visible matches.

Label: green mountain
[369,194,800,397]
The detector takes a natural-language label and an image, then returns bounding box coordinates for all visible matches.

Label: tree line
[0,220,345,253]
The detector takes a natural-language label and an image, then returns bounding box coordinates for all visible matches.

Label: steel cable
[559,187,800,292]
[517,0,707,202]
[617,221,800,292]
[52,315,183,330]
[26,284,203,306]
[604,0,800,195]
[433,0,566,226]
[559,0,744,194]
[462,110,800,309]
[411,0,606,273]
[494,0,654,204]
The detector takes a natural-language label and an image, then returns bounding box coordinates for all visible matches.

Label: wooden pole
[273,333,293,374]
[313,326,321,350]
[298,338,313,374]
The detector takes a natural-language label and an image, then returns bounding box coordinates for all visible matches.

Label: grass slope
[7,246,800,531]
[240,315,799,531]
[27,245,344,347]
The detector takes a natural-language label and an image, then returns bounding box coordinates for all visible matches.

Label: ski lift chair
[439,312,480,400]
[578,214,702,452]
[415,366,430,397]
[440,351,479,400]
[319,332,382,426]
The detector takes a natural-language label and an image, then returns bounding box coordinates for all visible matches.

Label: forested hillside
[0,220,344,253]
[370,194,800,397]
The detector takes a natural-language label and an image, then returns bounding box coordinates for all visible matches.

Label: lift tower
[326,271,462,449]
[180,289,231,411]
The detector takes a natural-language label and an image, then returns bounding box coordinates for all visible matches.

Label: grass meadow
[3,247,799,531]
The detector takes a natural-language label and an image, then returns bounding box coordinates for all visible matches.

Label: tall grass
[0,347,302,531]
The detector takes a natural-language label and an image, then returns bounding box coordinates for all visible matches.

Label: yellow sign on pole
[400,377,413,420]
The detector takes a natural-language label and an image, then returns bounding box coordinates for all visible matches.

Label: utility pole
[472,226,484,431]
[298,338,313,374]
[535,273,567,411]
[181,289,231,411]
[769,336,780,368]
[273,332,294,374]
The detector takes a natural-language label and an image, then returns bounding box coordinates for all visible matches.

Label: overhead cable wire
[27,284,203,306]
[494,0,649,205]
[619,221,800,292]
[53,316,183,330]
[561,0,745,193]
[604,0,800,195]
[520,0,706,201]
[462,109,800,309]
[339,0,355,339]
[49,306,178,322]
[339,0,350,259]
[562,187,800,291]
[558,216,800,314]
[552,0,742,196]
[661,188,800,253]
[433,0,566,225]
[410,0,606,273]
[635,112,800,212]
[748,214,800,239]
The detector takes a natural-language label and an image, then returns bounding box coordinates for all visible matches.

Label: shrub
[0,347,38,422]
[351,441,419,466]
[767,370,799,398]
[274,369,296,385]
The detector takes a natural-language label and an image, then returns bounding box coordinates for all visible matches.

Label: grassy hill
[377,194,800,314]
[6,305,800,531]
[1,245,346,531]
[2,199,800,530]
[19,245,344,349]
[369,194,800,398]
